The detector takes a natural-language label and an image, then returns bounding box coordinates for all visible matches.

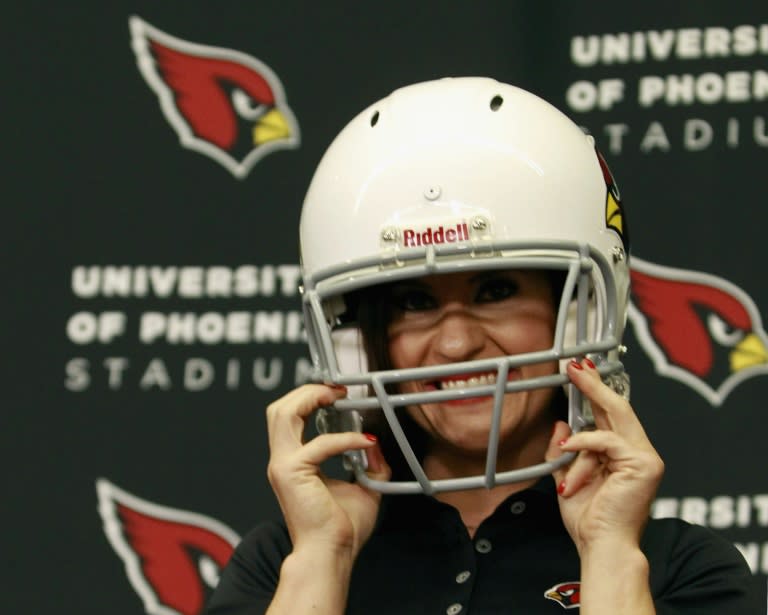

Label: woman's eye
[392,289,436,312]
[476,278,519,302]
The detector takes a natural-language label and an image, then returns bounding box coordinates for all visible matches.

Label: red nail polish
[584,358,596,369]
[557,481,566,495]
[570,360,583,370]
[364,433,378,442]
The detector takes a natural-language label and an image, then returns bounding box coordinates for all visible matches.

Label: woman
[206,78,757,614]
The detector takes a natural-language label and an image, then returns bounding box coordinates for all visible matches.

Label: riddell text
[403,223,470,247]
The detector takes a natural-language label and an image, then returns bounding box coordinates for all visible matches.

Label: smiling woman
[204,78,760,615]
[379,270,560,475]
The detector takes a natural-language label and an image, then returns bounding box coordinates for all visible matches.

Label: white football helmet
[299,77,630,494]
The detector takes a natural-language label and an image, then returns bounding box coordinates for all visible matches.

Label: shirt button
[475,538,492,553]
[455,570,471,584]
[510,500,526,514]
[446,604,463,615]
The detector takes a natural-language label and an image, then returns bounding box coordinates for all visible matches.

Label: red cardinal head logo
[628,257,768,405]
[97,479,240,615]
[544,581,581,609]
[129,16,300,178]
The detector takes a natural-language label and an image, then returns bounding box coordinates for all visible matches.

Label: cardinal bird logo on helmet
[544,581,580,609]
[97,479,240,615]
[129,16,300,179]
[628,257,768,406]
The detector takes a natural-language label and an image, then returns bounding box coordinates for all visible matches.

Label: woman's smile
[385,269,559,459]
[419,370,522,405]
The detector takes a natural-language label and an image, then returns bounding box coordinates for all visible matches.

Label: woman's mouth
[420,371,520,401]
[435,373,498,390]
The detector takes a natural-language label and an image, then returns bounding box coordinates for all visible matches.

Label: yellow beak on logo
[253,108,291,145]
[730,332,768,372]
[606,191,623,237]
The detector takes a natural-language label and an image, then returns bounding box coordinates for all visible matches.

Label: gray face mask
[306,241,630,496]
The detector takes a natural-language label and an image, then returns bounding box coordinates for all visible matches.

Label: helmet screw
[471,216,489,231]
[612,246,625,263]
[380,227,398,242]
[424,186,441,201]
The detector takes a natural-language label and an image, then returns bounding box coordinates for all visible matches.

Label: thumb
[363,434,391,483]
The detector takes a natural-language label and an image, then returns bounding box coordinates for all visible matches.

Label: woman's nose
[431,307,485,360]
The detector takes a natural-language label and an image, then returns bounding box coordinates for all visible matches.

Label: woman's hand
[545,359,662,613]
[546,359,664,556]
[266,384,391,561]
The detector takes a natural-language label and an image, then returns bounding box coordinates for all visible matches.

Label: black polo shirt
[205,479,761,613]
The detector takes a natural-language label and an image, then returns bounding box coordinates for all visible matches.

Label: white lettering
[602,33,631,64]
[178,267,204,297]
[734,542,768,574]
[638,76,665,107]
[639,71,768,107]
[648,30,676,60]
[140,359,172,390]
[66,311,126,344]
[684,119,713,151]
[653,494,768,529]
[64,356,297,392]
[185,358,214,391]
[253,358,282,389]
[64,358,90,391]
[226,358,240,389]
[102,266,132,297]
[571,25,768,66]
[640,122,671,152]
[704,27,730,57]
[592,116,768,155]
[138,311,305,344]
[69,265,301,298]
[733,25,757,56]
[755,117,768,146]
[72,266,99,297]
[104,357,130,389]
[676,28,701,59]
[604,123,630,154]
[571,36,598,66]
[727,117,740,147]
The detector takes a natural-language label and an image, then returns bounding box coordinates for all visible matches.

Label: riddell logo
[403,222,470,247]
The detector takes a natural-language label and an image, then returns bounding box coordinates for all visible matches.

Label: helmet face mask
[299,77,630,495]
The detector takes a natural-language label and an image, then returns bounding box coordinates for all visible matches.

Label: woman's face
[386,269,558,460]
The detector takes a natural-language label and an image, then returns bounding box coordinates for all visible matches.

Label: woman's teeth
[439,374,497,390]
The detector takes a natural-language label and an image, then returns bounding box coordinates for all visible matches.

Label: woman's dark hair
[352,283,429,480]
[349,269,568,481]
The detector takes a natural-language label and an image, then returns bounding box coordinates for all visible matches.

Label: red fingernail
[557,481,566,495]
[329,383,347,390]
[364,433,378,442]
[569,360,583,370]
[584,358,596,369]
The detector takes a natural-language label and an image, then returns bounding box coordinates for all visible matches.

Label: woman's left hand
[546,358,665,556]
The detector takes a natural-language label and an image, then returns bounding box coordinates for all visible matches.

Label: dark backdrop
[5,3,767,613]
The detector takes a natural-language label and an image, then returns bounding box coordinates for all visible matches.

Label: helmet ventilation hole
[490,95,504,111]
[370,110,380,126]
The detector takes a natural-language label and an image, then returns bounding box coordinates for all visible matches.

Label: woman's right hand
[266,384,391,561]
